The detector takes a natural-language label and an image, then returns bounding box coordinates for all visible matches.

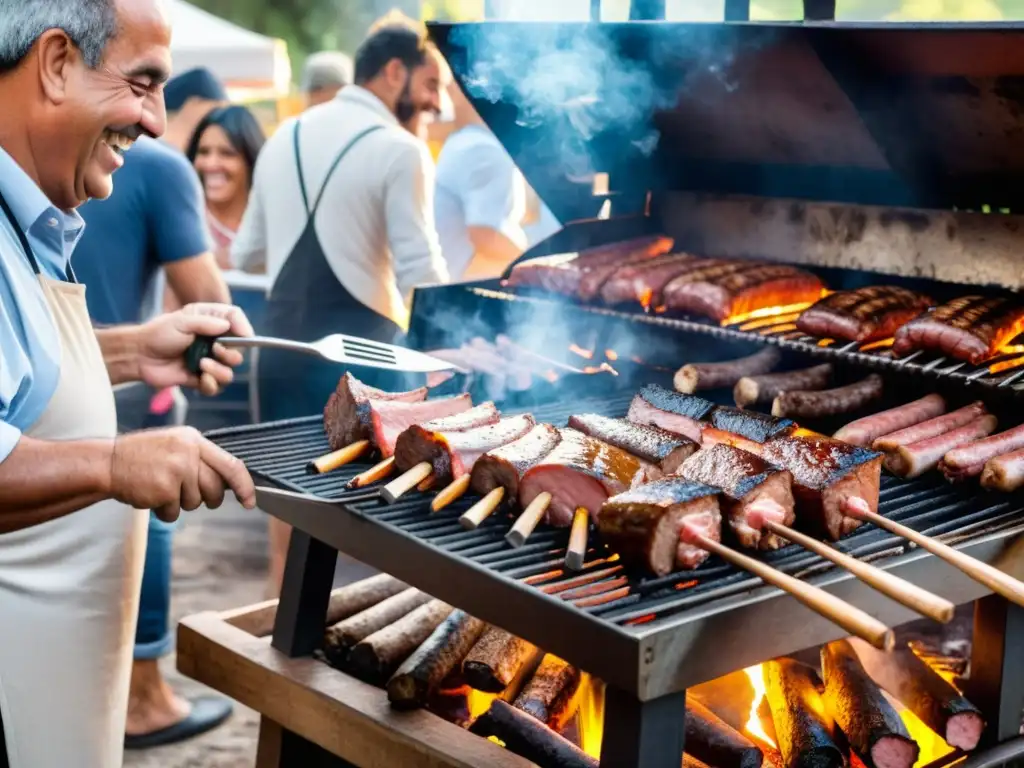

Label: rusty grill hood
[429,21,1024,222]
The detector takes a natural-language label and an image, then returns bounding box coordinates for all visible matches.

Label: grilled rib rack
[207,392,1024,699]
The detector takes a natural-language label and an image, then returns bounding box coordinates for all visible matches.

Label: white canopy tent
[166,0,292,98]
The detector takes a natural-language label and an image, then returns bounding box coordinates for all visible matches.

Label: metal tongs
[185,334,460,375]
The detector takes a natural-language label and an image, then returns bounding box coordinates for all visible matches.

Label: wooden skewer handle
[565,508,589,572]
[693,533,894,650]
[309,440,369,474]
[763,521,955,624]
[431,475,471,513]
[506,493,552,548]
[349,457,396,488]
[381,462,433,504]
[460,487,505,530]
[855,508,1024,609]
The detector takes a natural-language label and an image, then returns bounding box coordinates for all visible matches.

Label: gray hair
[301,51,353,94]
[0,0,117,73]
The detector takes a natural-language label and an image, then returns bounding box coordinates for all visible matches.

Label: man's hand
[110,427,257,522]
[137,303,254,396]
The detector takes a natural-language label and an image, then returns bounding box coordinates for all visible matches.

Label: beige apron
[0,276,147,767]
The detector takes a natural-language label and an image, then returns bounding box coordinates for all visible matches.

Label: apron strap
[292,121,386,220]
[0,186,77,284]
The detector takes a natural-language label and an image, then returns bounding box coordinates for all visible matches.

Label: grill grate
[207,394,1024,630]
[472,286,1024,392]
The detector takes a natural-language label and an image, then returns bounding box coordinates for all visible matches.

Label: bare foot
[125,659,192,736]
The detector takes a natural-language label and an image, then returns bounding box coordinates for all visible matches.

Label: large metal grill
[207,392,1024,698]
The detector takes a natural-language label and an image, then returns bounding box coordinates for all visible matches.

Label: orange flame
[990,355,1024,374]
[605,349,619,361]
[568,344,594,360]
[737,312,803,332]
[860,338,896,352]
[577,674,606,760]
[743,665,777,750]
[723,301,817,327]
[758,323,798,335]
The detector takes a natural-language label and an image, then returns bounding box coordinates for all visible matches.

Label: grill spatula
[185,334,459,375]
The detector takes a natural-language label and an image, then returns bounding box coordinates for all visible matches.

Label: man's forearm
[95,326,143,385]
[0,435,113,533]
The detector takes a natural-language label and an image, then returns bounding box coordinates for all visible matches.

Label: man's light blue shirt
[0,146,86,463]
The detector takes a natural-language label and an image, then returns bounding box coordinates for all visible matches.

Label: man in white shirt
[232,14,450,596]
[434,82,528,281]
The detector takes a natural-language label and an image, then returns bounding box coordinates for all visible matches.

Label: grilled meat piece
[599,478,721,575]
[760,434,883,541]
[504,235,673,298]
[676,444,795,550]
[981,446,1024,491]
[599,253,707,306]
[323,372,428,449]
[834,394,946,448]
[394,414,536,483]
[663,262,825,322]
[872,401,988,453]
[772,374,884,420]
[674,347,781,394]
[892,295,1024,364]
[796,286,933,343]
[706,406,796,444]
[420,402,499,432]
[568,413,698,476]
[626,384,715,443]
[360,395,473,457]
[734,363,833,409]
[942,422,1024,482]
[886,414,998,479]
[470,423,562,499]
[821,640,919,768]
[519,429,648,528]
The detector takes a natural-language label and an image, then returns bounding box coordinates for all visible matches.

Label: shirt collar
[337,85,400,127]
[0,145,85,261]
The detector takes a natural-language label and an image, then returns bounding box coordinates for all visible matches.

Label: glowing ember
[466,687,499,720]
[997,343,1024,356]
[817,338,835,347]
[989,355,1024,374]
[723,301,816,327]
[859,338,896,352]
[738,312,802,331]
[568,344,594,360]
[892,698,952,767]
[605,349,619,361]
[743,665,777,749]
[759,323,798,334]
[638,288,654,309]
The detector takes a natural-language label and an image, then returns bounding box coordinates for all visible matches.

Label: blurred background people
[301,51,354,108]
[187,105,267,268]
[74,68,236,750]
[162,67,229,153]
[433,81,527,280]
[233,13,450,597]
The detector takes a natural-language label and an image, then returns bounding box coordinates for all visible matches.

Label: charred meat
[568,413,698,476]
[598,478,722,575]
[676,444,795,551]
[796,286,933,343]
[470,423,562,500]
[706,406,796,444]
[323,372,427,449]
[627,384,715,443]
[892,295,1024,365]
[599,253,712,307]
[674,347,781,394]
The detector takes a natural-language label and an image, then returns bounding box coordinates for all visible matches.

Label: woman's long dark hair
[186,105,266,189]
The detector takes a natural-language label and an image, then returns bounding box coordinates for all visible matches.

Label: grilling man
[0,1,256,765]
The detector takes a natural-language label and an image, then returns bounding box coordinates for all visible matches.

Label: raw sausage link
[772,375,884,419]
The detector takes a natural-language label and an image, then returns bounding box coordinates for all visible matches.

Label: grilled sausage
[323,588,432,667]
[674,347,781,394]
[387,610,487,709]
[833,394,946,448]
[892,295,1024,365]
[734,364,833,409]
[463,628,538,693]
[348,600,453,685]
[941,422,1024,482]
[885,414,998,479]
[513,654,582,731]
[821,640,919,768]
[771,374,884,420]
[981,446,1024,492]
[872,401,988,453]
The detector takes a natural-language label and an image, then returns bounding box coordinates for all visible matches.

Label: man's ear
[36,29,75,105]
[383,58,407,88]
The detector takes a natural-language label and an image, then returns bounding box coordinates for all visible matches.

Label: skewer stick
[348,457,395,488]
[843,497,1024,609]
[417,475,437,493]
[381,462,433,504]
[565,508,589,571]
[687,530,895,650]
[431,475,471,512]
[308,440,369,474]
[460,487,505,530]
[506,493,552,548]
[762,519,955,623]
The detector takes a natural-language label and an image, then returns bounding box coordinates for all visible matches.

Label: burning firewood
[322,588,431,667]
[513,654,582,732]
[470,699,598,768]
[463,627,539,693]
[348,600,453,685]
[848,638,985,752]
[685,697,764,768]
[764,658,843,768]
[387,610,487,710]
[821,639,919,768]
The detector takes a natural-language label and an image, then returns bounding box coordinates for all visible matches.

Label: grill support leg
[969,595,1024,744]
[600,687,687,767]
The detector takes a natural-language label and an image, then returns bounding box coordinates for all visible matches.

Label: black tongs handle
[185,336,219,376]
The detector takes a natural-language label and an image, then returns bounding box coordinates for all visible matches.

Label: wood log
[513,654,582,732]
[764,658,843,768]
[348,600,453,685]
[686,697,763,768]
[323,588,430,667]
[387,611,487,710]
[470,700,598,768]
[326,574,409,626]
[463,627,537,693]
